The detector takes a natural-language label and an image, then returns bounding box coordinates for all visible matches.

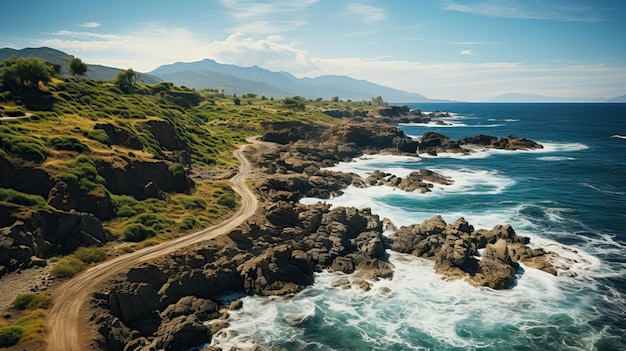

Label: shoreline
[84,116,563,350]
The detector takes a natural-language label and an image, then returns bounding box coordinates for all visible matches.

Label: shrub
[73,246,106,264]
[0,188,47,207]
[11,293,52,310]
[0,133,47,162]
[180,215,197,230]
[0,326,23,347]
[123,223,154,242]
[50,136,89,152]
[178,196,207,210]
[86,129,111,145]
[50,256,86,278]
[217,192,236,209]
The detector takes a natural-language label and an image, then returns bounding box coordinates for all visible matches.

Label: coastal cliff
[87,115,556,350]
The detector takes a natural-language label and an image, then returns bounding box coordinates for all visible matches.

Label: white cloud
[78,22,101,28]
[460,49,475,55]
[32,28,626,101]
[444,0,606,23]
[218,0,319,34]
[345,3,388,23]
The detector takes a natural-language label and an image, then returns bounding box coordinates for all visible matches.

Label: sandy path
[45,143,258,351]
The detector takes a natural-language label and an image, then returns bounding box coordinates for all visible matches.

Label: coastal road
[45,143,258,351]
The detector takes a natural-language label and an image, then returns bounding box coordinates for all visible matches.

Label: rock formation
[390,215,556,289]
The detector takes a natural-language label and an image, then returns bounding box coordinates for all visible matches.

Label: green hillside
[0,55,385,266]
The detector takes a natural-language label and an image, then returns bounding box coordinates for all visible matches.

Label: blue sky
[1,0,625,101]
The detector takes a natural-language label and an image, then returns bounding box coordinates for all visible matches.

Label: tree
[284,97,305,111]
[371,96,386,106]
[114,68,139,93]
[0,56,55,95]
[67,57,88,80]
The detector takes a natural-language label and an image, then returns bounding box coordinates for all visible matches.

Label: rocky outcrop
[418,132,544,156]
[91,201,392,350]
[461,134,544,150]
[142,120,187,151]
[0,203,105,277]
[364,169,453,193]
[94,123,143,150]
[0,153,55,197]
[261,121,326,145]
[96,158,192,199]
[390,215,556,289]
[326,118,419,153]
[418,132,466,156]
[47,181,115,220]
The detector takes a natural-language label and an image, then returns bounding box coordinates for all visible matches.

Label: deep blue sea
[208,103,626,351]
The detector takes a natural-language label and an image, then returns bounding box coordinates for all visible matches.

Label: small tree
[0,56,55,95]
[67,57,88,80]
[114,68,139,93]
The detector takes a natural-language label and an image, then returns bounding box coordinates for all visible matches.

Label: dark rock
[94,123,143,150]
[143,120,187,151]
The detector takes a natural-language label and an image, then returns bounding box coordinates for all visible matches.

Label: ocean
[207,103,626,351]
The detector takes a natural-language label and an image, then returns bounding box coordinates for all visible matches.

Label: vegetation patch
[50,256,86,278]
[0,325,23,347]
[49,135,90,152]
[72,246,106,264]
[11,293,53,310]
[0,132,47,162]
[0,188,47,207]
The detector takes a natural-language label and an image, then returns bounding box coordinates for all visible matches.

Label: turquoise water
[208,103,626,351]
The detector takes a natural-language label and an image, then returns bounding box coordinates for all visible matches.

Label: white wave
[580,182,625,196]
[505,119,520,122]
[537,156,576,161]
[209,250,606,350]
[612,134,626,140]
[539,142,589,152]
[401,122,503,128]
[324,154,423,178]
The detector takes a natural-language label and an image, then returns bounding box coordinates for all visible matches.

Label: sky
[1,0,625,101]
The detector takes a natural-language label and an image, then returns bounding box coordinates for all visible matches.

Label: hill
[150,58,433,102]
[0,47,161,83]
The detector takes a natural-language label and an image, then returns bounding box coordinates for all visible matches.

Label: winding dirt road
[45,143,258,351]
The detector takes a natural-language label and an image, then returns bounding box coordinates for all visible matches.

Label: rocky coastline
[88,114,560,350]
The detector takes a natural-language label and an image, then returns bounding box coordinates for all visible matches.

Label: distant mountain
[489,92,621,103]
[0,47,161,84]
[608,94,626,102]
[150,59,433,102]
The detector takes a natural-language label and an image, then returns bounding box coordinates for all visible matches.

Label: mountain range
[2,47,624,103]
[149,59,432,101]
[0,47,432,102]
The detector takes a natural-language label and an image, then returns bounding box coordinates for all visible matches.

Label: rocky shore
[88,114,558,350]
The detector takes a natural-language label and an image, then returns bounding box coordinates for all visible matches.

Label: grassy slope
[0,76,389,350]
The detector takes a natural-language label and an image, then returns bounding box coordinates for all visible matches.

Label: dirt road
[45,143,258,351]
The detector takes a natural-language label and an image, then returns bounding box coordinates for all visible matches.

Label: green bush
[50,136,89,152]
[179,215,197,230]
[0,326,23,347]
[123,223,154,242]
[178,196,207,210]
[73,246,106,264]
[50,256,86,278]
[11,293,52,310]
[0,133,47,162]
[217,192,236,209]
[58,155,105,191]
[86,129,111,145]
[0,188,47,207]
